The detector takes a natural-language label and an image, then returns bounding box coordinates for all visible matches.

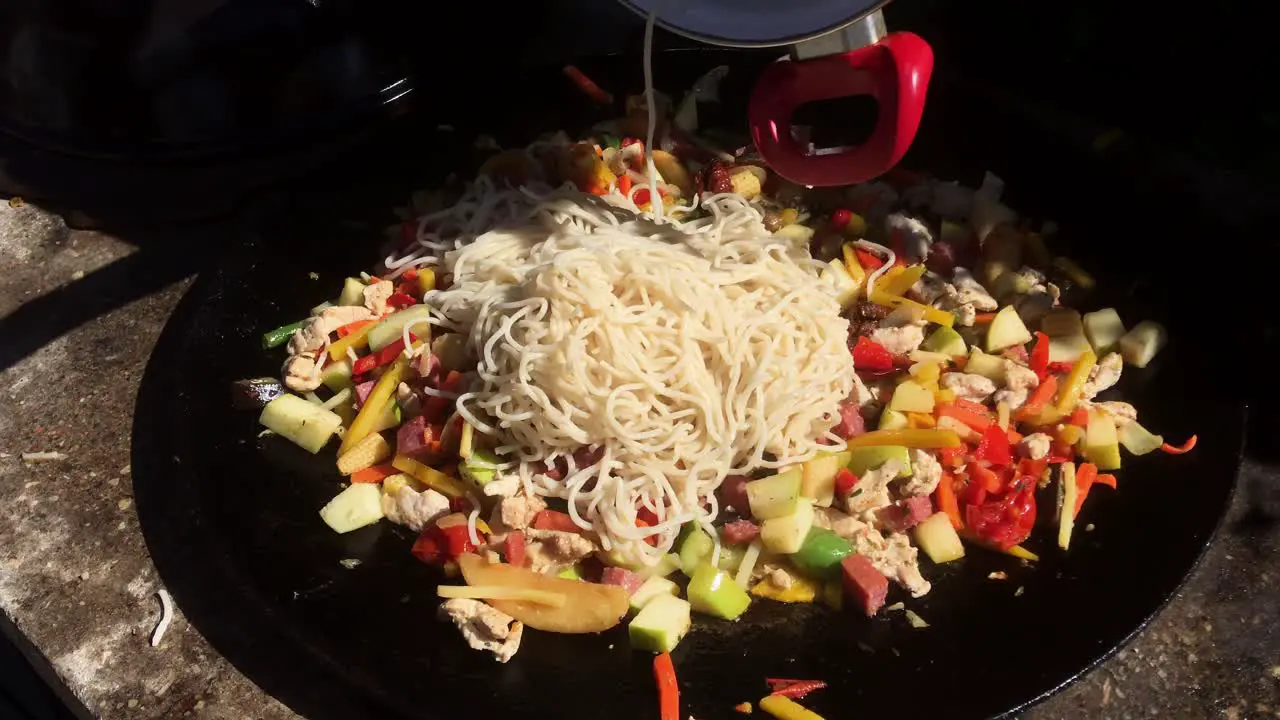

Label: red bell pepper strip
[937,445,964,468]
[965,481,1037,549]
[1030,331,1050,382]
[1069,408,1089,427]
[386,292,418,311]
[336,319,374,338]
[934,472,963,529]
[1073,462,1099,518]
[532,509,581,533]
[351,463,399,484]
[1160,435,1197,454]
[562,65,614,105]
[1094,473,1118,489]
[617,173,633,197]
[936,402,993,432]
[975,424,1013,466]
[973,312,998,324]
[505,530,527,567]
[968,461,1004,493]
[854,248,885,271]
[767,679,828,699]
[852,337,895,371]
[1015,375,1059,421]
[411,528,444,565]
[654,653,680,720]
[1047,361,1073,374]
[833,468,858,497]
[352,334,416,375]
[438,524,477,558]
[401,268,419,282]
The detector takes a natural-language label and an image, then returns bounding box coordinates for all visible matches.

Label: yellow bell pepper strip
[328,321,377,362]
[759,694,825,720]
[876,263,926,298]
[840,243,866,285]
[392,454,470,498]
[417,267,436,294]
[868,290,955,327]
[339,354,408,454]
[749,574,819,603]
[1054,349,1097,413]
[846,428,961,450]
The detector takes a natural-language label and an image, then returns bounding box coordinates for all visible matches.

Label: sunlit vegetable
[457,553,629,633]
[1054,349,1097,414]
[846,429,961,450]
[259,394,343,453]
[339,355,409,454]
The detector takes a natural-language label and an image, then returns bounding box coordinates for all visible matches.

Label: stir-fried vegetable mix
[242,65,1194,719]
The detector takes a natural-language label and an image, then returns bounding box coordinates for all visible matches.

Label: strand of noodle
[856,239,896,297]
[643,8,664,219]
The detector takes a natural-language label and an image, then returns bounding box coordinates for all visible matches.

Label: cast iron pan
[132,50,1245,719]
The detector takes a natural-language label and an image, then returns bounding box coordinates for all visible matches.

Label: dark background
[0,1,1274,718]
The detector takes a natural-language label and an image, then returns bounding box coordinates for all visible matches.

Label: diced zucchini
[745,468,802,520]
[629,576,681,612]
[800,451,849,507]
[1118,420,1164,456]
[921,326,967,356]
[1048,333,1093,364]
[337,277,367,307]
[368,305,434,352]
[371,401,401,433]
[878,409,909,430]
[846,446,912,478]
[460,447,498,486]
[985,305,1033,352]
[259,394,343,454]
[629,594,692,652]
[1119,320,1167,368]
[887,380,935,414]
[913,512,965,563]
[965,348,1007,382]
[320,359,354,392]
[678,526,715,577]
[1040,309,1084,337]
[759,501,815,554]
[319,483,384,533]
[1083,412,1122,470]
[1083,308,1125,354]
[687,564,751,620]
[716,542,748,573]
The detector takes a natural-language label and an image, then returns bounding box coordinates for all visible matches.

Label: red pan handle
[748,32,934,187]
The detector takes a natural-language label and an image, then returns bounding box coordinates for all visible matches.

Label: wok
[132,49,1244,719]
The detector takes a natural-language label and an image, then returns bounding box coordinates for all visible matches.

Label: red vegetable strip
[936,402,992,432]
[968,462,1003,493]
[351,463,399,484]
[336,319,374,338]
[833,468,858,497]
[1073,463,1099,517]
[854,248,884,271]
[386,292,418,310]
[934,472,963,529]
[1094,473,1118,489]
[562,65,614,105]
[617,173,633,197]
[973,312,998,324]
[852,336,895,371]
[1069,408,1089,427]
[1161,435,1197,454]
[532,509,581,533]
[770,680,828,700]
[1047,361,1074,374]
[505,531,527,567]
[765,678,816,688]
[1014,375,1059,421]
[654,653,679,720]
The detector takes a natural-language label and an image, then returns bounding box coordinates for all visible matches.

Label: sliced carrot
[1073,462,1098,517]
[351,462,400,484]
[1161,435,1197,454]
[1015,375,1059,421]
[617,173,633,197]
[1007,429,1024,445]
[654,653,680,720]
[1094,473,1118,489]
[968,462,1003,493]
[934,472,963,529]
[953,398,993,417]
[336,319,374,338]
[937,402,993,432]
[973,312,999,324]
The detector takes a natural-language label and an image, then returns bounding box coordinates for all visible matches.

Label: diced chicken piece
[1093,400,1138,426]
[438,599,524,663]
[910,272,954,305]
[287,305,376,356]
[768,567,795,590]
[842,553,890,616]
[949,267,998,311]
[1003,360,1040,392]
[901,449,943,497]
[362,279,395,316]
[950,302,977,327]
[832,401,867,440]
[382,486,450,531]
[493,494,547,532]
[870,325,925,356]
[814,506,869,540]
[1082,352,1124,399]
[940,372,997,402]
[524,528,598,575]
[482,475,520,498]
[845,460,901,518]
[282,352,323,392]
[1020,433,1052,461]
[396,415,437,460]
[886,213,933,263]
[863,532,931,597]
[876,495,933,533]
[993,388,1029,411]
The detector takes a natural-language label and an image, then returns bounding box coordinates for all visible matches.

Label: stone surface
[0,200,1277,718]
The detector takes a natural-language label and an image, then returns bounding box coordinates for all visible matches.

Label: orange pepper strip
[654,653,680,720]
[934,472,963,529]
[1015,375,1060,422]
[1161,435,1198,454]
[351,463,399,484]
[1073,463,1099,518]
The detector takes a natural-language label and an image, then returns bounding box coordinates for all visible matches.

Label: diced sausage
[832,402,867,439]
[722,519,760,545]
[876,495,933,533]
[354,380,376,407]
[841,554,890,617]
[396,415,437,459]
[718,475,753,517]
[600,567,645,596]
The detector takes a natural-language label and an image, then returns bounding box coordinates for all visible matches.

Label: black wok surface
[131,51,1245,719]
